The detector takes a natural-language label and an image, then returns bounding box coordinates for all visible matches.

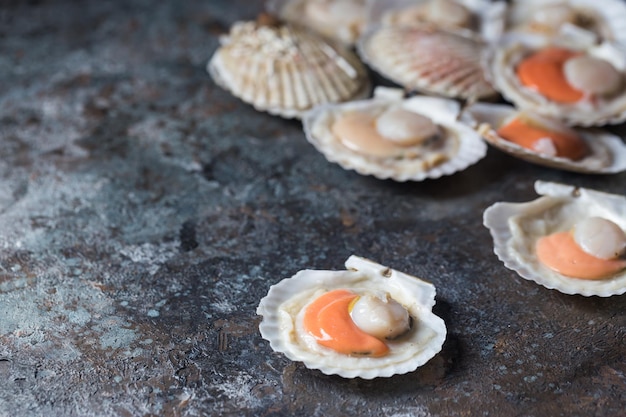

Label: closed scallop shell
[302,87,487,181]
[358,24,497,100]
[256,255,447,379]
[506,0,626,46]
[366,0,506,43]
[484,32,626,126]
[483,181,626,297]
[266,0,367,46]
[463,102,626,174]
[207,19,371,119]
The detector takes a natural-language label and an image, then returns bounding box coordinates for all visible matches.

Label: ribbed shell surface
[483,181,626,297]
[507,0,626,46]
[484,34,626,126]
[358,25,496,100]
[463,102,626,174]
[208,21,370,119]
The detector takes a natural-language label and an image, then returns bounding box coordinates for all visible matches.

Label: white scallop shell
[506,0,626,46]
[483,181,626,297]
[358,24,497,100]
[463,102,626,174]
[266,0,367,45]
[207,20,371,119]
[366,0,507,43]
[302,87,487,181]
[484,33,626,126]
[256,255,447,379]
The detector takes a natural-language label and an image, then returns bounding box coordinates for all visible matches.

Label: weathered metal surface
[0,1,625,416]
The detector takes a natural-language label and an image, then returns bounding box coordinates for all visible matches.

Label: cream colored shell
[367,0,506,43]
[207,19,371,119]
[358,24,497,100]
[302,88,487,181]
[484,33,626,126]
[483,181,626,297]
[463,102,626,174]
[256,255,447,379]
[506,0,626,45]
[266,0,367,45]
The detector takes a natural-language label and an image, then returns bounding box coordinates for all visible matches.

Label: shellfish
[483,181,626,297]
[367,0,506,42]
[357,24,497,100]
[463,102,626,174]
[207,16,371,119]
[506,0,626,46]
[484,32,626,126]
[302,87,487,181]
[266,0,368,45]
[256,255,447,379]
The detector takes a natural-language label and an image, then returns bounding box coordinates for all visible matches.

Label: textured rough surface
[0,1,625,416]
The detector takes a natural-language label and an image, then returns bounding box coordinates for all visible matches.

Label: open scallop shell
[256,255,447,379]
[506,0,626,46]
[266,0,367,46]
[207,18,371,119]
[483,181,626,297]
[366,0,506,43]
[358,24,497,100]
[302,87,487,181]
[484,32,626,126]
[463,102,626,174]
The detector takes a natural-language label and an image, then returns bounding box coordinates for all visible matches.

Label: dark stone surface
[1,1,625,416]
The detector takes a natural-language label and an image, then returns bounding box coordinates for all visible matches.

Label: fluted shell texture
[208,21,370,119]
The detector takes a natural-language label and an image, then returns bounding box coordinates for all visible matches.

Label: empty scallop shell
[207,18,371,119]
[506,0,626,46]
[483,181,626,297]
[302,87,487,181]
[463,102,626,174]
[484,32,626,126]
[358,24,497,100]
[266,0,367,45]
[367,0,506,43]
[256,255,447,379]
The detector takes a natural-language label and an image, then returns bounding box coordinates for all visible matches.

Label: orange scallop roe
[331,111,403,158]
[516,47,584,103]
[496,116,589,160]
[303,289,389,357]
[536,231,626,280]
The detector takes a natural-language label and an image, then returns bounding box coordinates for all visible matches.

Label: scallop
[256,255,447,379]
[350,294,411,339]
[484,32,626,126]
[207,16,371,119]
[563,55,623,96]
[357,24,497,101]
[506,0,626,46]
[266,0,367,45]
[367,0,506,43]
[463,102,626,174]
[483,181,626,297]
[572,217,626,260]
[302,87,487,181]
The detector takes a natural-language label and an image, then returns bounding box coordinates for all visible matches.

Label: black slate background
[0,1,625,416]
